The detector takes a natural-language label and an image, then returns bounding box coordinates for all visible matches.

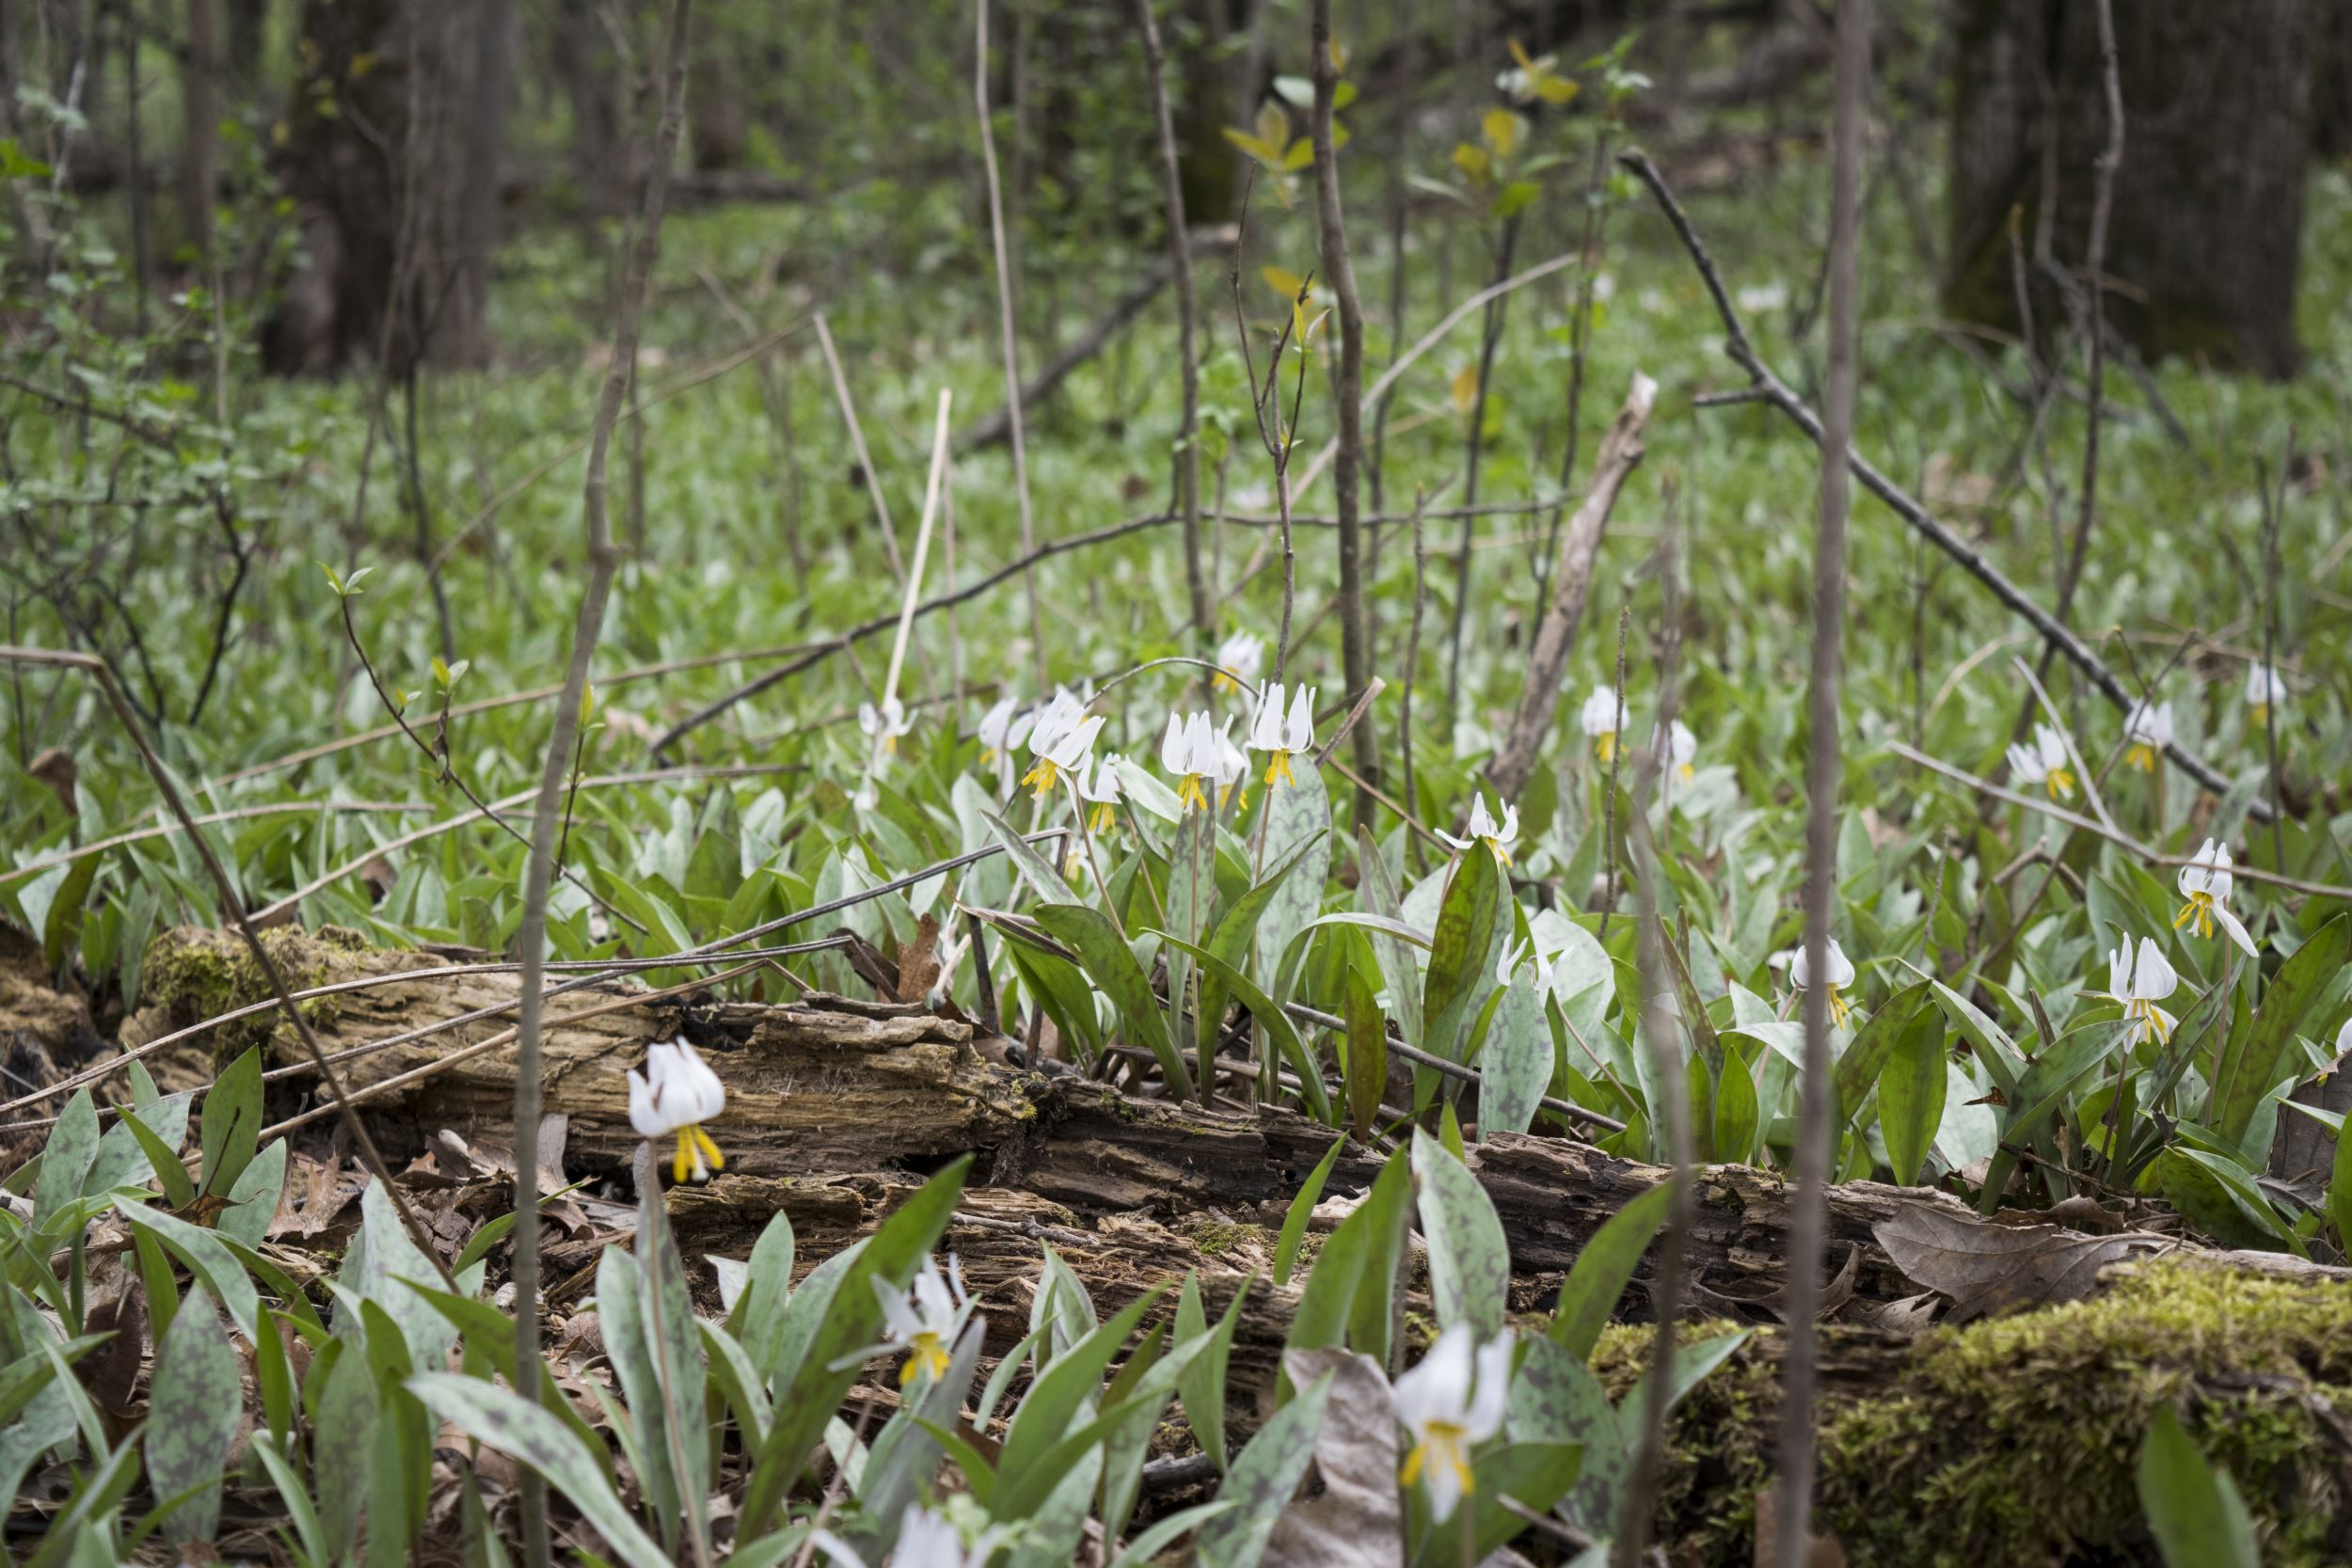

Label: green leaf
[145,1293,241,1544]
[995,1286,1168,1510]
[411,1372,673,1568]
[1197,829,1329,1064]
[215,1138,287,1249]
[720,1210,795,1372]
[85,1090,189,1200]
[1174,1273,1251,1473]
[1343,962,1390,1141]
[1711,1043,1761,1165]
[1930,980,2026,1099]
[596,1248,682,1544]
[1252,763,1333,998]
[1153,930,1327,1122]
[2137,1406,2261,1568]
[1877,1004,1947,1185]
[987,810,1079,905]
[1039,905,1195,1098]
[2211,913,2350,1143]
[1357,827,1425,1048]
[1196,1370,1334,1568]
[118,1202,259,1337]
[1547,1180,1671,1363]
[1411,1129,1509,1338]
[740,1160,969,1535]
[1108,1501,1241,1568]
[2334,1117,2352,1254]
[1422,845,1506,1066]
[32,1089,99,1235]
[117,1107,197,1210]
[1274,1138,1346,1288]
[198,1045,263,1201]
[315,1334,380,1560]
[1480,972,1550,1138]
[1834,981,1929,1118]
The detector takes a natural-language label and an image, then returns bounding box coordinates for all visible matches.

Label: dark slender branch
[1771,0,1867,1559]
[1616,147,2272,822]
[1132,0,1209,658]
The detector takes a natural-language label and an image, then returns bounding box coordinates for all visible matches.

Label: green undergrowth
[1587,1260,2352,1567]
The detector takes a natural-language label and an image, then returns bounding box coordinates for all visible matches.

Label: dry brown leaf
[78,1289,145,1418]
[1873,1202,2158,1322]
[1262,1348,1402,1568]
[898,914,943,1003]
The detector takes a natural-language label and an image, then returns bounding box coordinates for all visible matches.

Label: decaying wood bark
[132,926,2344,1327]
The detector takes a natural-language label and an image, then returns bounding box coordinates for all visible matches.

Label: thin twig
[812,312,906,585]
[976,0,1049,691]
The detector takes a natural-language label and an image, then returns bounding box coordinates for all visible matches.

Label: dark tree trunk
[550,0,620,214]
[1944,0,2316,381]
[2315,0,2352,161]
[225,0,264,100]
[441,0,516,368]
[686,26,747,170]
[1173,0,1237,224]
[180,0,217,259]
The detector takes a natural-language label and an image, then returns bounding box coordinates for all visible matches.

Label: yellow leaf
[1257,103,1290,150]
[1450,364,1480,417]
[1221,126,1279,165]
[1483,108,1524,159]
[1538,75,1580,105]
[1328,38,1350,74]
[1281,138,1316,171]
[1452,142,1489,180]
[1263,265,1309,301]
[1508,39,1534,71]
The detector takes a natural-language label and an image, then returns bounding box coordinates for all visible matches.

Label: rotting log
[134,927,2344,1324]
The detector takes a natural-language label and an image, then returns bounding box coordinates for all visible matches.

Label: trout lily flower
[1021,691,1104,800]
[2122,700,2172,772]
[1790,937,1856,1028]
[1161,710,1222,813]
[977,693,1035,792]
[1073,754,1123,833]
[1393,1323,1512,1525]
[2246,662,2288,725]
[628,1037,726,1183]
[2006,724,2075,800]
[1213,632,1264,695]
[1659,718,1697,782]
[2095,936,2178,1046]
[1213,721,1250,810]
[2174,838,2257,958]
[859,695,913,755]
[1437,793,1518,864]
[1580,686,1629,762]
[875,1254,971,1390]
[1249,682,1316,787]
[892,1506,999,1568]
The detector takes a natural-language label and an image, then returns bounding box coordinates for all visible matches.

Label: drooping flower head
[2246,662,2289,724]
[2122,700,2172,773]
[875,1254,971,1390]
[1393,1324,1513,1524]
[1248,682,1316,788]
[1021,690,1104,800]
[2005,724,2075,800]
[1212,720,1250,811]
[1660,718,1698,782]
[1161,710,1221,814]
[977,694,1036,795]
[2096,936,2178,1045]
[1789,936,1857,1028]
[859,695,914,756]
[1580,686,1629,763]
[2173,838,2257,958]
[1213,632,1265,696]
[1073,754,1123,834]
[1437,793,1518,866]
[628,1037,727,1183]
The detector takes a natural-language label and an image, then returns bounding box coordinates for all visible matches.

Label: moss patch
[1588,1261,2352,1568]
[142,925,371,1066]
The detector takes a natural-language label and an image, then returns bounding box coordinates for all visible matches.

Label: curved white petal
[2216,904,2258,959]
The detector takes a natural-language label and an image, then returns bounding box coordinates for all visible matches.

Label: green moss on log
[142,925,372,1065]
[1587,1260,2352,1567]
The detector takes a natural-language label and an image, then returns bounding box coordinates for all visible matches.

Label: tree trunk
[180,0,217,259]
[224,0,265,100]
[1944,0,2316,380]
[442,0,516,369]
[550,0,620,214]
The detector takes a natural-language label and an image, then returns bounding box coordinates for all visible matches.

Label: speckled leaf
[32,1089,98,1234]
[1037,903,1194,1097]
[1878,1005,1947,1185]
[986,809,1078,906]
[1196,1368,1334,1568]
[197,1045,262,1200]
[1421,846,1505,1066]
[119,1202,258,1338]
[145,1293,240,1544]
[1252,760,1332,1000]
[1479,975,1549,1138]
[1411,1130,1508,1338]
[315,1339,378,1560]
[215,1138,287,1250]
[83,1091,189,1201]
[1356,828,1424,1048]
[410,1372,671,1568]
[1547,1180,1671,1363]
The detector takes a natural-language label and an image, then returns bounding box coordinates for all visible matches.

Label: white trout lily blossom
[977,693,1034,764]
[2006,724,2075,800]
[1659,718,1697,782]
[1073,754,1123,833]
[2173,838,2257,957]
[875,1254,971,1390]
[628,1037,727,1183]
[1437,793,1518,865]
[1213,721,1250,810]
[2122,700,2172,772]
[1161,710,1222,813]
[892,1506,998,1568]
[1789,937,1857,1028]
[858,695,913,755]
[2246,662,2289,724]
[1213,631,1264,695]
[2095,936,2178,1046]
[1248,682,1316,788]
[1580,686,1629,763]
[1393,1323,1513,1525]
[1021,692,1104,800]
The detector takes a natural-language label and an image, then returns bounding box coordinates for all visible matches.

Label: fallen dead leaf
[1262,1348,1402,1568]
[898,913,943,1003]
[1873,1202,2161,1322]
